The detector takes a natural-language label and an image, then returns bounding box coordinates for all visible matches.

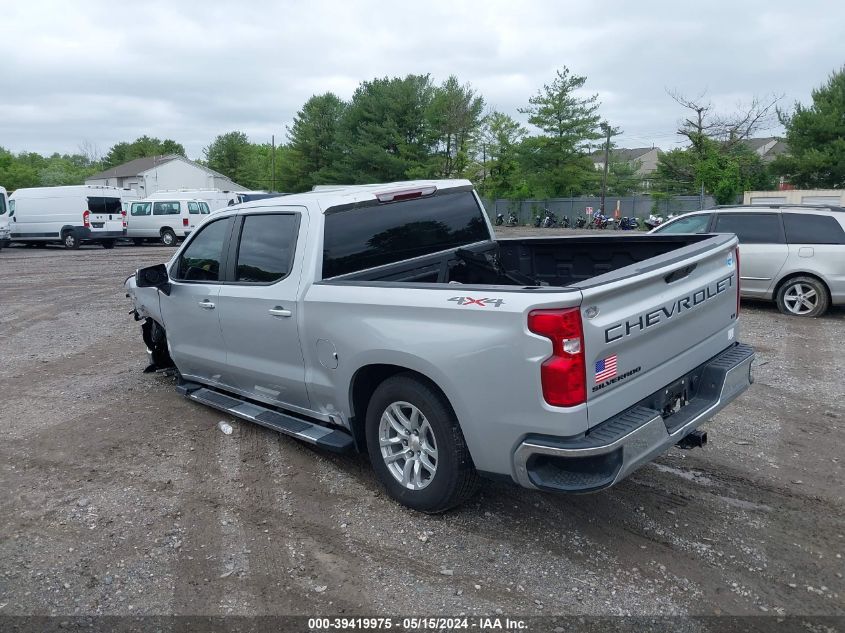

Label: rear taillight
[735,246,741,317]
[527,307,586,407]
[183,218,189,227]
[83,210,90,228]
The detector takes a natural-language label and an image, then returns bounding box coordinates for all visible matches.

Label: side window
[714,213,784,244]
[235,214,299,283]
[174,218,232,282]
[9,200,14,216]
[188,202,200,215]
[199,202,210,214]
[0,195,6,215]
[655,214,711,234]
[131,202,151,216]
[153,201,180,216]
[782,213,845,245]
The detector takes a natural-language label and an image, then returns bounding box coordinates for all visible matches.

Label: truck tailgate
[578,234,740,426]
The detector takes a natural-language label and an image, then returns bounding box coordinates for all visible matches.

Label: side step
[177,383,354,453]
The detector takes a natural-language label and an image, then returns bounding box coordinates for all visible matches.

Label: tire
[101,240,115,249]
[160,229,177,246]
[776,276,829,317]
[62,231,80,250]
[133,238,145,246]
[365,374,480,513]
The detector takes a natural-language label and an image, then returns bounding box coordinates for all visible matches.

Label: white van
[0,186,10,249]
[146,189,237,212]
[126,198,210,246]
[9,185,126,249]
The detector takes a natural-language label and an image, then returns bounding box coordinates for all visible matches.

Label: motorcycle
[575,215,587,228]
[592,212,611,229]
[495,212,505,226]
[561,215,571,228]
[541,208,559,228]
[618,216,640,231]
[506,211,519,226]
[644,214,664,230]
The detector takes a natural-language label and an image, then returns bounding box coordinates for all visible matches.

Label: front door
[161,216,235,383]
[713,212,788,298]
[215,210,310,411]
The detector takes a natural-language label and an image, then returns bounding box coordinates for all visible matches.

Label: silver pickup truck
[125,179,754,512]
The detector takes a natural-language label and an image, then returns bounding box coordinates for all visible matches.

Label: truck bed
[335,234,714,288]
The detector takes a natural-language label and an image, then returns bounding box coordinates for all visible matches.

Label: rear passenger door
[713,212,788,297]
[215,209,310,411]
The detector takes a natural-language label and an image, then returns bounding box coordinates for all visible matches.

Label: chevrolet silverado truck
[125,179,754,512]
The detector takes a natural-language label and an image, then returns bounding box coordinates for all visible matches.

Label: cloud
[0,0,841,158]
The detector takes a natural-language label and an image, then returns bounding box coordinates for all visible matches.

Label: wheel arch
[772,271,831,303]
[348,363,459,453]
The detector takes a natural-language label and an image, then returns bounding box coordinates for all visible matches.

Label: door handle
[198,299,216,310]
[268,306,292,318]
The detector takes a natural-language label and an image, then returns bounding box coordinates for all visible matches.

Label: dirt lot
[0,235,843,620]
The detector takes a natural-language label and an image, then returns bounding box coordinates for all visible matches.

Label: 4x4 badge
[448,296,504,307]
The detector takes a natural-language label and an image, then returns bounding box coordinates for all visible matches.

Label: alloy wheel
[378,401,438,490]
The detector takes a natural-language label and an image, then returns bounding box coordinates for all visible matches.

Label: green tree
[102,136,185,168]
[773,67,845,188]
[337,74,436,183]
[285,92,347,191]
[477,111,528,199]
[517,67,603,197]
[203,131,258,187]
[606,158,642,196]
[426,76,485,178]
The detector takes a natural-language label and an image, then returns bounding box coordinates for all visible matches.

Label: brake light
[183,218,189,227]
[527,307,586,407]
[376,186,437,203]
[735,246,741,317]
[83,210,90,228]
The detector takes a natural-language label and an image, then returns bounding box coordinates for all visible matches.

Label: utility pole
[271,134,276,192]
[600,122,612,215]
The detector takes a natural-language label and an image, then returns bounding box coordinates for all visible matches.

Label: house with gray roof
[737,137,788,163]
[86,155,246,197]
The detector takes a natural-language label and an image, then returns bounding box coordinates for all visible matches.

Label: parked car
[147,189,238,213]
[126,180,753,512]
[126,198,211,246]
[651,204,845,317]
[0,186,10,249]
[8,185,126,249]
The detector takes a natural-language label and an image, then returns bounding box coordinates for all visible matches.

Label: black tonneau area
[335,235,712,288]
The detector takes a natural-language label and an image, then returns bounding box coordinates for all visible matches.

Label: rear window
[0,195,6,215]
[783,213,845,244]
[322,191,489,278]
[88,197,122,216]
[714,213,785,244]
[153,201,181,216]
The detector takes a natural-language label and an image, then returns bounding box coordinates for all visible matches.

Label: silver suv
[652,205,845,317]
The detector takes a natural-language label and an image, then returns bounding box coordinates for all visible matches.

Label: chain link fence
[480,195,718,225]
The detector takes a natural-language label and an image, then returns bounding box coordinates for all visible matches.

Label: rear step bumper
[513,342,754,493]
[177,383,354,453]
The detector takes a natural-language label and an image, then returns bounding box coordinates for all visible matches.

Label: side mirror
[136,264,171,296]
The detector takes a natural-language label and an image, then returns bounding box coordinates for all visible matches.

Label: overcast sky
[1,0,842,160]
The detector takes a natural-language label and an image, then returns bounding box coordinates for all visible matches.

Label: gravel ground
[0,234,842,620]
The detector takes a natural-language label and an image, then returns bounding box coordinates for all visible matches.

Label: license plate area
[92,222,104,228]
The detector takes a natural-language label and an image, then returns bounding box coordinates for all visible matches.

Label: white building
[85,155,246,198]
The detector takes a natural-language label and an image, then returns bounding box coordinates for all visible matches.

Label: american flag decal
[595,354,618,383]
